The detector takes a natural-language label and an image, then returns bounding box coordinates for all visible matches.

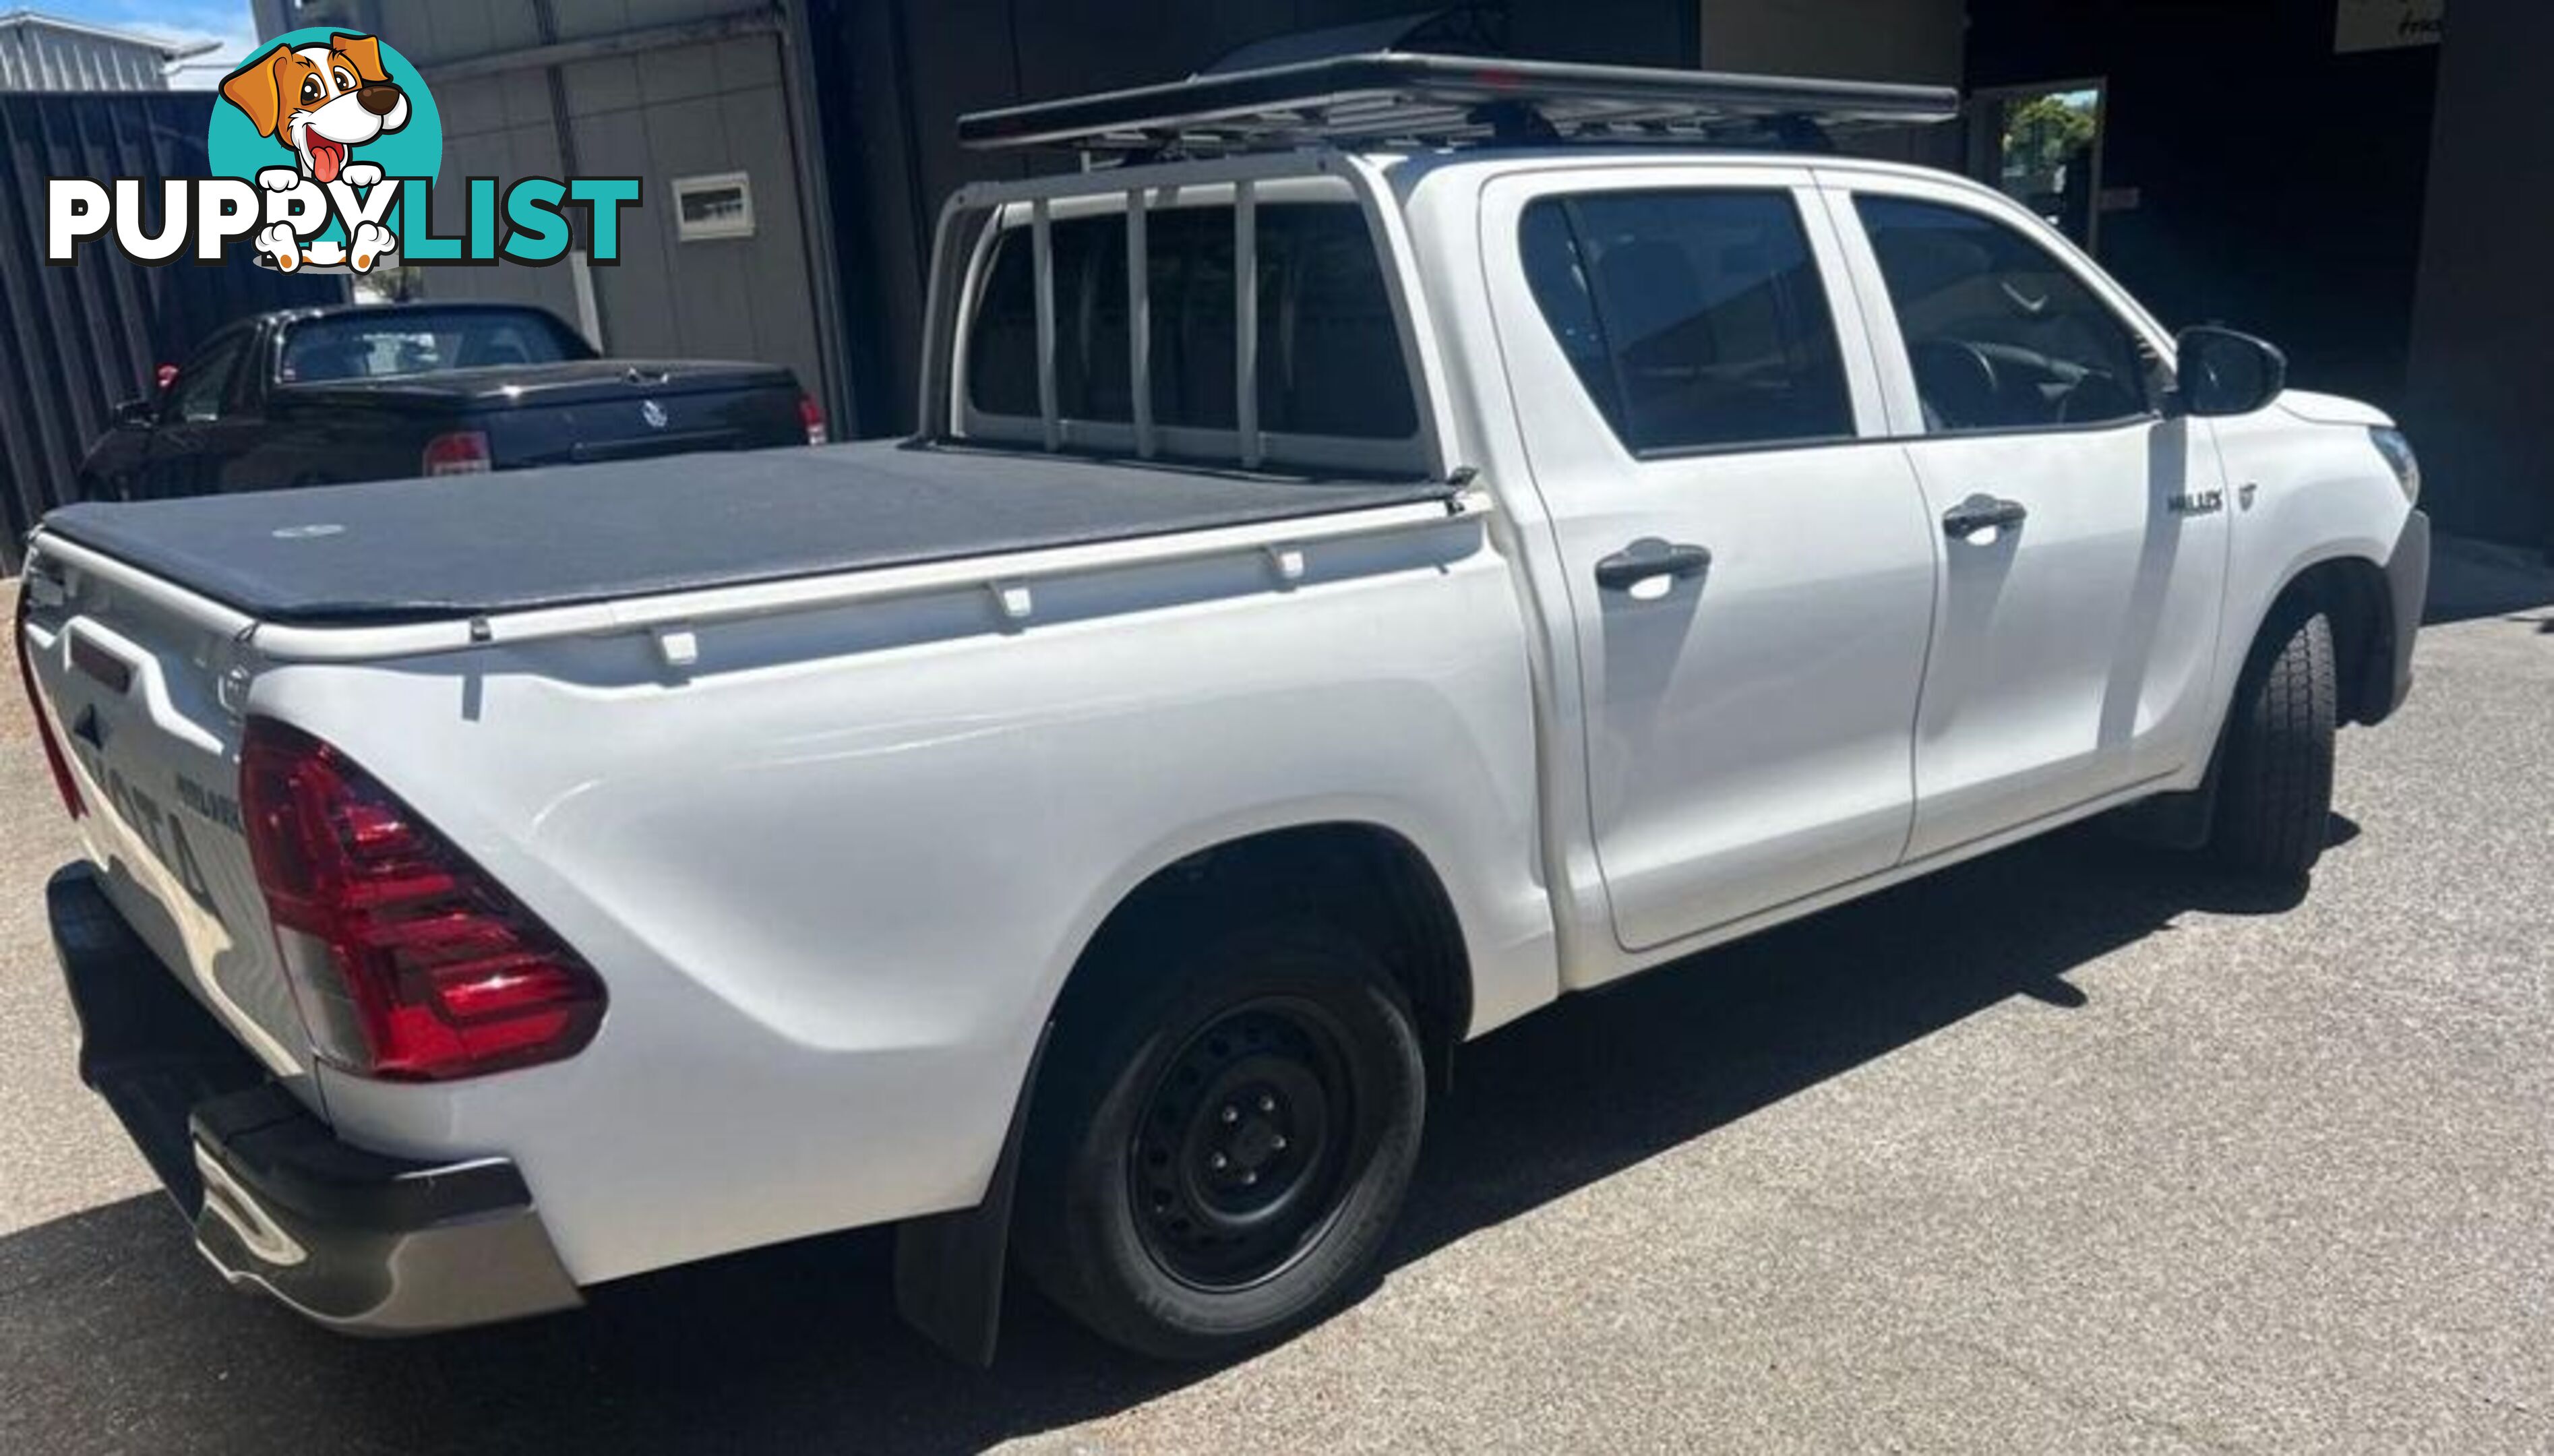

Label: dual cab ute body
[18,55,2426,1358]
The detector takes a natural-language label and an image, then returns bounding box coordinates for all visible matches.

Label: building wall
[1968,0,2438,416]
[1699,0,1965,83]
[0,22,175,90]
[0,93,338,570]
[265,1,837,423]
[2403,1,2553,548]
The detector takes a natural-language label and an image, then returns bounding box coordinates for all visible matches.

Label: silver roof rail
[958,50,1959,158]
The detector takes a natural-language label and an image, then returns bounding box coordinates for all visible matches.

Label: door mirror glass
[113,398,158,427]
[2173,325,2286,417]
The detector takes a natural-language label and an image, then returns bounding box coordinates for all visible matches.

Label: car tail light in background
[421,429,493,476]
[240,719,605,1081]
[799,393,827,446]
[12,588,87,820]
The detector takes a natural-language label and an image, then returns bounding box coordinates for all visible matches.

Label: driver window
[1853,195,2152,433]
[166,335,247,423]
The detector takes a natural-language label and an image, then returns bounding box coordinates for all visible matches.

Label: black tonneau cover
[40,442,1455,626]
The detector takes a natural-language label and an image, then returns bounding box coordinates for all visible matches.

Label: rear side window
[1852,195,2153,432]
[1519,191,1854,454]
[967,202,1418,443]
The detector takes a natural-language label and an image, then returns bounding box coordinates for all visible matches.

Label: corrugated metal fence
[1,91,338,573]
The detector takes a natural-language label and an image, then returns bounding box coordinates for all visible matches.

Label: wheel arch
[895,817,1478,1366]
[1047,820,1476,1091]
[2259,551,2394,727]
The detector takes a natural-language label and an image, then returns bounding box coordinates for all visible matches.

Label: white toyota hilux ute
[17,56,2428,1363]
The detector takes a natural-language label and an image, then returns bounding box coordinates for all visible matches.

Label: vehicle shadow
[2422,533,2554,625]
[0,829,2305,1456]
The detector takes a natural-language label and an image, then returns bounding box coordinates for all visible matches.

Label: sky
[30,1,258,86]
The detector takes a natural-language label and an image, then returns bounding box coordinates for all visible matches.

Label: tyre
[1014,919,1426,1362]
[2209,607,2337,880]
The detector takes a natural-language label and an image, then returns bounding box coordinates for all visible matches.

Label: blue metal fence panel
[1,91,339,572]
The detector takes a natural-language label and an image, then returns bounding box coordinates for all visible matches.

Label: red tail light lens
[239,719,605,1081]
[13,586,87,820]
[798,393,827,446]
[421,429,493,476]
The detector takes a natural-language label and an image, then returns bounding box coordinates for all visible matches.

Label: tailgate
[482,370,806,468]
[15,551,313,1091]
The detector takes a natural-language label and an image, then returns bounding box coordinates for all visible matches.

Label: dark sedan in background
[78,303,826,501]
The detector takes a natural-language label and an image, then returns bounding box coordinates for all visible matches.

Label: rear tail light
[13,587,86,819]
[421,429,493,476]
[798,392,827,447]
[239,719,604,1081]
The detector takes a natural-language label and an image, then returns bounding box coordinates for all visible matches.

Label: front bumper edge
[49,862,583,1335]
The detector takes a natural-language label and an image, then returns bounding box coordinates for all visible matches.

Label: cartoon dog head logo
[219,33,411,186]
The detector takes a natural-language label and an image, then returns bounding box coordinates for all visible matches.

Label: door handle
[1595,540,1713,592]
[1942,493,2028,539]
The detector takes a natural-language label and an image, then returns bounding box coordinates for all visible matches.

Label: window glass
[1519,190,1854,454]
[967,202,1418,442]
[1853,195,2152,432]
[167,334,247,422]
[278,308,590,384]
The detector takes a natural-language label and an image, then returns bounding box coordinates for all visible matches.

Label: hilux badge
[640,399,669,430]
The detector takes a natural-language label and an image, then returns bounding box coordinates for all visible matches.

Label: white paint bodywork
[18,149,2416,1291]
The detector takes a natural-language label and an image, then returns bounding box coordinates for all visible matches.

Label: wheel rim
[1128,996,1366,1292]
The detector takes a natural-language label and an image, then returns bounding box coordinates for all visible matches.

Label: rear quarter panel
[250,511,1554,1285]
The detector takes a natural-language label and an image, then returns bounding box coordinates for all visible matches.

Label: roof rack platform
[958,51,1959,156]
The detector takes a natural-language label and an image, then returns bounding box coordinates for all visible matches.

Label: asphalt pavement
[1,542,2548,1455]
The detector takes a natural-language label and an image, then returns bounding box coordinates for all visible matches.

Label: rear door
[1816,174,2229,859]
[1480,166,1941,959]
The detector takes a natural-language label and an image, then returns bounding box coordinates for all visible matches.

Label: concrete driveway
[1,546,2549,1455]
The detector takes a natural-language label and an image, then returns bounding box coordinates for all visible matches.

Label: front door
[1820,177,2229,859]
[142,328,261,498]
[1482,170,1940,958]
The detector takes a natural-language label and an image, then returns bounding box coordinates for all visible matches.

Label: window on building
[1853,195,2154,433]
[967,202,1418,445]
[1519,190,1854,455]
[1973,82,2106,251]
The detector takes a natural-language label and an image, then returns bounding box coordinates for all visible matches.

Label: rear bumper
[2373,508,2431,724]
[48,863,582,1335]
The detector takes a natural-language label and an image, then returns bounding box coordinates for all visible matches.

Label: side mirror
[113,398,158,427]
[2170,325,2286,417]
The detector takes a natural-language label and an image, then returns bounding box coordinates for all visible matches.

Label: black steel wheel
[1015,920,1425,1361]
[1128,997,1374,1291]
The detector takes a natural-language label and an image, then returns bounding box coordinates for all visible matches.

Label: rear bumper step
[49,863,583,1335]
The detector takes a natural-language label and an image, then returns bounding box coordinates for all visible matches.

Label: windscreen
[278,309,596,384]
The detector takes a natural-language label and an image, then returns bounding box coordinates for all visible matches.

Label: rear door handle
[1943,494,2028,539]
[1595,540,1713,592]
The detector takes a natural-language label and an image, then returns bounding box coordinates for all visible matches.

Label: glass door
[1968,80,2108,254]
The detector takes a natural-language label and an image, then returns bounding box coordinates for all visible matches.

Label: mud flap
[894,1021,1051,1367]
